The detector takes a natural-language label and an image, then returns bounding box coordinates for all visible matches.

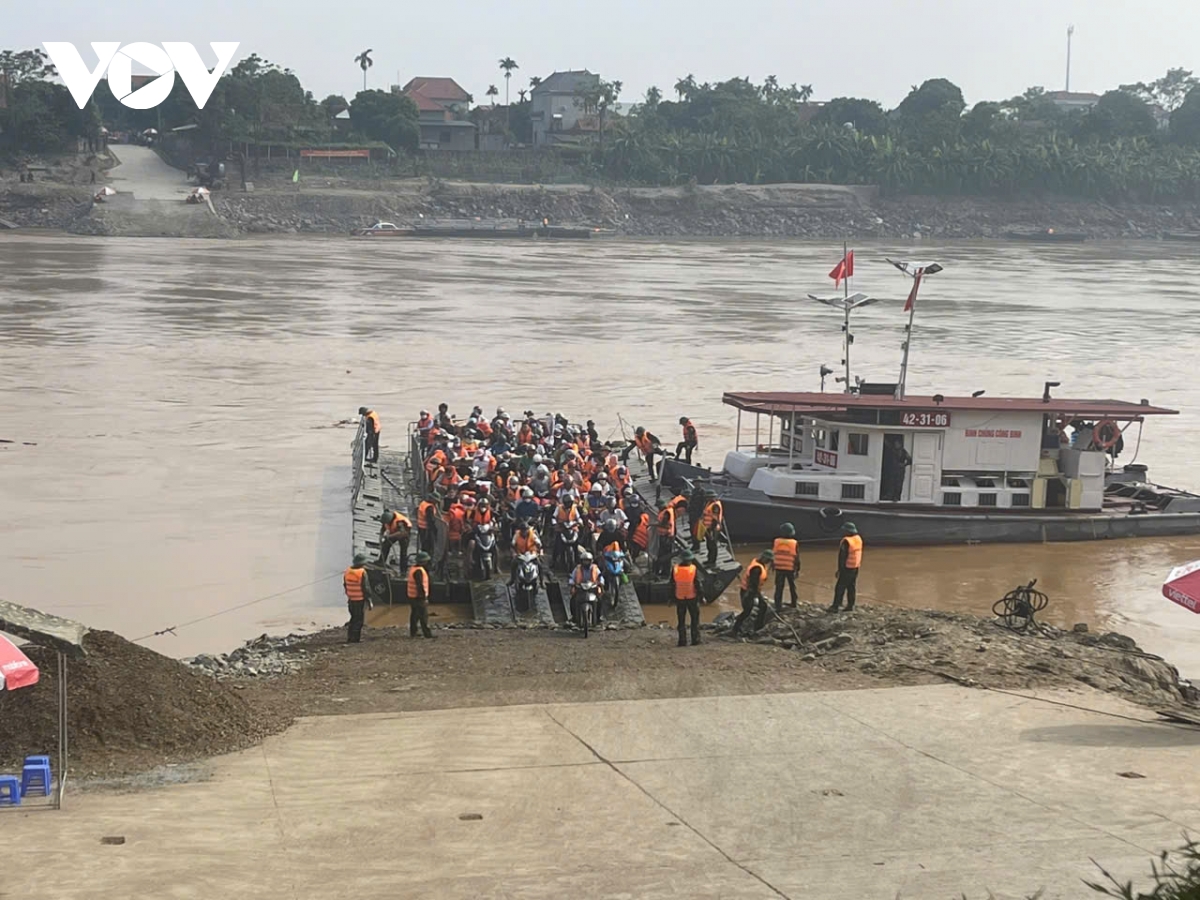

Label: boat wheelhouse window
[979,493,998,507]
[1008,478,1029,489]
[813,428,827,449]
[975,477,997,488]
[794,482,819,497]
[943,492,962,506]
[1012,493,1031,507]
[941,476,960,487]
[829,430,840,452]
[841,483,866,500]
[848,433,869,456]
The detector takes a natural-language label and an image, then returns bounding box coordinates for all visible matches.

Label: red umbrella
[0,634,39,691]
[1163,561,1200,614]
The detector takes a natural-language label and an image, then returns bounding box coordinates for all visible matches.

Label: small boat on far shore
[1162,231,1200,242]
[1005,229,1089,243]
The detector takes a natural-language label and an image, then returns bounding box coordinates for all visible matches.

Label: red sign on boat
[815,449,838,468]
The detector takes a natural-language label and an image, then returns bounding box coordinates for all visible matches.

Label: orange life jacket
[343,566,366,602]
[477,419,493,437]
[468,508,492,528]
[672,563,698,600]
[365,411,380,434]
[635,433,654,455]
[425,449,448,473]
[556,505,580,526]
[573,564,601,585]
[630,512,650,548]
[417,414,433,432]
[417,500,437,530]
[772,538,798,572]
[446,505,467,540]
[741,560,769,592]
[657,506,676,537]
[384,512,411,535]
[681,419,697,443]
[513,530,542,554]
[506,486,522,504]
[426,426,441,447]
[842,534,863,569]
[407,565,430,602]
[702,500,724,528]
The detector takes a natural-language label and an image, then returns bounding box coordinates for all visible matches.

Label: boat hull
[660,459,1200,546]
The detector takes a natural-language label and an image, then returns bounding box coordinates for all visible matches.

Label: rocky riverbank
[6,172,1200,239]
[211,180,1200,240]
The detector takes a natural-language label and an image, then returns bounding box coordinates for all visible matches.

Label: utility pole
[1065,25,1075,93]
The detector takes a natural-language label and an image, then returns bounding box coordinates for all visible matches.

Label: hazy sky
[11,0,1199,108]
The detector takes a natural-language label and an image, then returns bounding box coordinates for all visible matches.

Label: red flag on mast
[904,269,924,313]
[828,250,854,288]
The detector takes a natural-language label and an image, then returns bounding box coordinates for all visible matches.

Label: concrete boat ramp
[12,685,1200,899]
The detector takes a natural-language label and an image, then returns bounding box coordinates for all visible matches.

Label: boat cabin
[721,390,1178,512]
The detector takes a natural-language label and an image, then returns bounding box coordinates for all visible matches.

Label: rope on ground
[130,571,343,643]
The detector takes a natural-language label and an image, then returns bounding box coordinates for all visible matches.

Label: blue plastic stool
[24,756,50,768]
[0,775,20,806]
[21,762,52,797]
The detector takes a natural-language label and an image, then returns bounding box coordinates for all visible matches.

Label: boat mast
[841,241,852,393]
[887,259,943,400]
[896,272,920,401]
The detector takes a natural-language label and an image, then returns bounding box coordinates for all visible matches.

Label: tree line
[600,71,1200,201]
[6,43,1200,203]
[0,48,420,161]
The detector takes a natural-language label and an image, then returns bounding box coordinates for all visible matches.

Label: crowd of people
[343,404,865,646]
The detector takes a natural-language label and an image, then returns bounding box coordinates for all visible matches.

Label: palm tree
[799,84,814,103]
[499,57,519,106]
[486,84,499,107]
[353,49,374,92]
[674,74,696,102]
[529,75,542,90]
[518,89,528,103]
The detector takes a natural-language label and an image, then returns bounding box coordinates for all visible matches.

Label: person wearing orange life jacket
[467,498,493,531]
[359,407,381,463]
[569,550,603,625]
[671,551,703,646]
[343,553,373,643]
[425,446,448,477]
[625,426,664,481]
[416,409,434,438]
[676,416,699,465]
[445,499,468,551]
[407,551,435,638]
[417,498,438,554]
[378,509,413,569]
[772,523,801,612]
[552,496,583,570]
[655,503,678,577]
[627,500,651,559]
[732,550,774,637]
[829,522,864,613]
[698,490,725,567]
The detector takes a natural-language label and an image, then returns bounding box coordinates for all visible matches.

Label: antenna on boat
[886,258,944,400]
[809,244,878,394]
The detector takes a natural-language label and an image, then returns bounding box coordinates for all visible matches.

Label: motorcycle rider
[508,518,544,585]
[569,550,603,626]
[552,495,583,570]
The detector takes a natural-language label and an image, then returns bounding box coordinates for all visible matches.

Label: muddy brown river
[2,234,1199,671]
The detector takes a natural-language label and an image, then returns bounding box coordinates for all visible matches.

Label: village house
[399,77,477,151]
[530,70,600,146]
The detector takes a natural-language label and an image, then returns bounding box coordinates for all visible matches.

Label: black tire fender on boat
[818,507,844,532]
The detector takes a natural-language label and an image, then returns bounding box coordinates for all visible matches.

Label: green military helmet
[780,523,796,537]
[842,522,859,535]
[353,553,367,566]
[415,551,432,564]
[759,549,775,563]
[680,551,697,563]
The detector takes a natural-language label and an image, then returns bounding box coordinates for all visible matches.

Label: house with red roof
[400,77,477,151]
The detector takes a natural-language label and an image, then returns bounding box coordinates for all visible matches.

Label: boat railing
[408,427,430,497]
[350,419,366,509]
